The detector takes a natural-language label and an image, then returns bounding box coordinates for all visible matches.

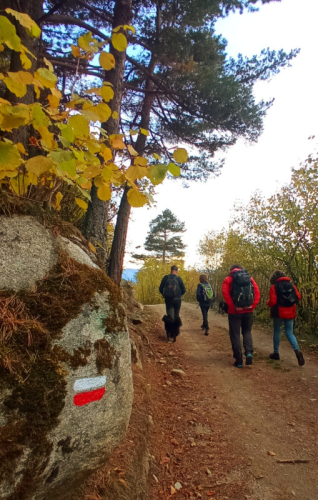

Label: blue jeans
[273,318,299,353]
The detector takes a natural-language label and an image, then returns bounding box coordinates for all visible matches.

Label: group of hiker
[159,264,305,367]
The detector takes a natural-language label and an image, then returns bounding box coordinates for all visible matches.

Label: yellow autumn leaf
[68,115,89,139]
[0,169,19,179]
[86,140,101,154]
[17,142,26,155]
[52,191,63,211]
[140,128,149,136]
[97,183,112,201]
[75,198,88,210]
[5,9,41,38]
[134,156,148,166]
[20,51,32,70]
[127,188,148,207]
[0,104,30,130]
[101,146,113,162]
[38,127,56,149]
[111,33,127,52]
[126,164,148,182]
[123,25,135,34]
[153,153,161,160]
[112,111,119,119]
[3,77,26,97]
[130,129,138,135]
[168,162,181,176]
[32,103,50,129]
[101,85,114,102]
[0,142,22,171]
[10,173,29,196]
[93,103,112,122]
[109,134,126,149]
[71,44,81,58]
[7,71,33,85]
[113,25,135,35]
[83,165,101,179]
[99,52,116,70]
[48,93,60,108]
[78,32,98,52]
[25,156,54,176]
[88,242,96,253]
[34,68,58,88]
[43,57,54,72]
[173,147,188,163]
[0,16,21,51]
[79,180,92,189]
[127,144,138,156]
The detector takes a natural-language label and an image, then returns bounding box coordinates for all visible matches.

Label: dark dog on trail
[162,315,182,342]
[219,301,228,314]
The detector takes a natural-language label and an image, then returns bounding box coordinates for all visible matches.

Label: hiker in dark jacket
[267,271,304,366]
[196,274,214,336]
[159,265,186,342]
[222,264,260,368]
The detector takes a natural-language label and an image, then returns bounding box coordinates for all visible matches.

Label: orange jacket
[222,269,260,315]
[267,277,301,319]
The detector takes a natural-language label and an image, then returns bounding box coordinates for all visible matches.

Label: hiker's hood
[230,268,243,274]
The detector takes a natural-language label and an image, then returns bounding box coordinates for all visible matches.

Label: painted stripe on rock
[74,387,106,407]
[73,376,107,393]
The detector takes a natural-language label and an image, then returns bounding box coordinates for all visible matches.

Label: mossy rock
[0,216,133,500]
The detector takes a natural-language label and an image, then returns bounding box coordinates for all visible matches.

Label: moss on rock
[0,245,125,500]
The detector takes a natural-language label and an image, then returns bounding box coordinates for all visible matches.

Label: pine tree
[144,210,186,263]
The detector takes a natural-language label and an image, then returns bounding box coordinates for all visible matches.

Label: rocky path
[146,303,318,500]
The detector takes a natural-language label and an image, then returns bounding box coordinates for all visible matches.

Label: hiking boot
[234,361,243,368]
[295,350,305,366]
[201,325,205,330]
[204,329,209,336]
[269,353,280,361]
[246,353,253,366]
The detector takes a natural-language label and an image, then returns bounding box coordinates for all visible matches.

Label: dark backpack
[163,275,180,300]
[275,281,298,307]
[231,270,255,308]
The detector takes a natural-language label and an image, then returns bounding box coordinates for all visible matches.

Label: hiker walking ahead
[222,264,260,368]
[267,271,304,366]
[159,265,186,342]
[197,274,214,336]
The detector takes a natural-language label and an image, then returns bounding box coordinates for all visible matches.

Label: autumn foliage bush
[0,10,187,221]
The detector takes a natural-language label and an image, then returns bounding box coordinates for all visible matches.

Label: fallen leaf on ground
[267,451,276,456]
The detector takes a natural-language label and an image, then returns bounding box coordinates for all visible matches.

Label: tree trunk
[108,57,157,284]
[163,228,166,264]
[83,0,132,262]
[4,0,43,150]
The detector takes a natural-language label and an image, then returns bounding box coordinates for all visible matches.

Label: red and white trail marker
[73,376,107,407]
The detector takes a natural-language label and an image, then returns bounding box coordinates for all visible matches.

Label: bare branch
[44,14,109,41]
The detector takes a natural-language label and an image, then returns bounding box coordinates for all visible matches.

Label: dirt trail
[149,303,318,500]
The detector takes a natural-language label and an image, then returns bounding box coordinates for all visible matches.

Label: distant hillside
[122,269,138,282]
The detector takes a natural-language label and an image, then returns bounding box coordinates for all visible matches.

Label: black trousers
[165,298,181,321]
[164,299,182,339]
[200,305,210,330]
[228,313,253,362]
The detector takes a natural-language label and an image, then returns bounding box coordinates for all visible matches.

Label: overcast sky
[124,0,318,269]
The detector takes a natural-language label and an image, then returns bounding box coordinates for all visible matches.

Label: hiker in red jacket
[267,271,304,366]
[222,264,260,368]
